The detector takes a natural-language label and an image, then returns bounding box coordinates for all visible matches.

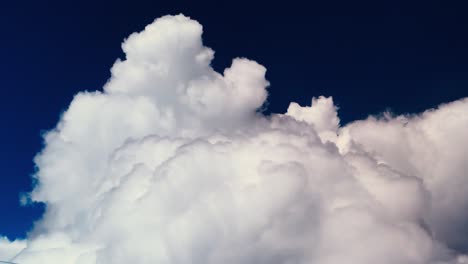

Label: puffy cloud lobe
[338,98,468,252]
[104,15,267,132]
[4,14,468,264]
[285,96,340,143]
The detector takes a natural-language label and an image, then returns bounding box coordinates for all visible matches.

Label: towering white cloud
[4,14,468,264]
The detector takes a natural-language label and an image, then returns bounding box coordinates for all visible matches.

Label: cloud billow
[2,14,468,264]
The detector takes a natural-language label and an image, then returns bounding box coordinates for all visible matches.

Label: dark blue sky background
[1,0,467,240]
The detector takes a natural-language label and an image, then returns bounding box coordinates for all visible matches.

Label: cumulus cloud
[3,14,468,264]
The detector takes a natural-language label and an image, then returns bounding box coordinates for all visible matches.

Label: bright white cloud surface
[3,14,468,264]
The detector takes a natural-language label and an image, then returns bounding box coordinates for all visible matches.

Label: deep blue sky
[1,0,468,240]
